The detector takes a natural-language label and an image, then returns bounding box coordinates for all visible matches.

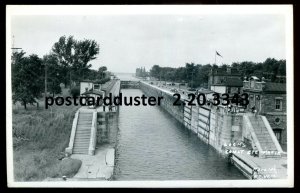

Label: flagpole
[214,51,217,65]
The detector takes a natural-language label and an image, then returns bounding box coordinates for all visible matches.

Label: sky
[10,14,286,73]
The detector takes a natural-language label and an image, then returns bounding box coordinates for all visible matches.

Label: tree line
[12,35,109,109]
[149,58,286,88]
[135,67,148,78]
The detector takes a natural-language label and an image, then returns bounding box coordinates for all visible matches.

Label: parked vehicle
[170,88,178,93]
[187,88,196,91]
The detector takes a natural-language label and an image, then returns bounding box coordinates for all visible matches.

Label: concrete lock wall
[140,82,185,124]
[110,80,121,98]
[139,81,238,154]
[97,112,119,147]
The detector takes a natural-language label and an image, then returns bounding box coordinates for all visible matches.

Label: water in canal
[114,88,246,180]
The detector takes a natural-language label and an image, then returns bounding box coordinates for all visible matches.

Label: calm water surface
[114,86,246,180]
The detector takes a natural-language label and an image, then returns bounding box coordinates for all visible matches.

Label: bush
[94,77,111,84]
[70,86,80,97]
[59,158,82,177]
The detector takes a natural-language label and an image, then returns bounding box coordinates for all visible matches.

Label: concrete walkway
[70,144,115,180]
[238,152,287,179]
[226,146,287,179]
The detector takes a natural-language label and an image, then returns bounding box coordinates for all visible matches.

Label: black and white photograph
[6,5,293,187]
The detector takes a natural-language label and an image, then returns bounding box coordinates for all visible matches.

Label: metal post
[45,62,47,98]
[215,51,217,65]
[70,70,72,88]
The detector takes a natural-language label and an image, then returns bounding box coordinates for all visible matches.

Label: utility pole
[11,35,22,54]
[45,62,47,99]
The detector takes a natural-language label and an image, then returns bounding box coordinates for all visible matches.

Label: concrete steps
[73,112,93,154]
[249,116,279,153]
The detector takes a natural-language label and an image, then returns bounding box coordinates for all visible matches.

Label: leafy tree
[277,60,286,76]
[94,77,111,84]
[51,36,100,85]
[43,54,62,97]
[174,67,186,82]
[136,67,148,78]
[185,63,198,87]
[98,66,107,72]
[85,69,98,80]
[70,86,80,97]
[98,66,107,79]
[52,36,75,86]
[163,68,176,81]
[262,58,282,81]
[148,58,286,88]
[12,53,44,109]
[196,64,212,88]
[220,64,229,71]
[72,39,100,81]
[150,65,161,79]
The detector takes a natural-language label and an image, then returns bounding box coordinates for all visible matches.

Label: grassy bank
[12,100,81,181]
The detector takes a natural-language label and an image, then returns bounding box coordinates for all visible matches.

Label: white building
[80,81,101,95]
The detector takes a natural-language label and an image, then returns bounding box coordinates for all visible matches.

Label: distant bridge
[120,80,140,89]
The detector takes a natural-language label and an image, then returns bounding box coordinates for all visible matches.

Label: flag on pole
[216,51,223,57]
